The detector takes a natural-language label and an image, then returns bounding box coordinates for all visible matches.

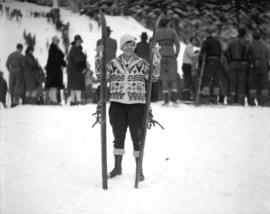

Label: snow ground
[1,103,270,214]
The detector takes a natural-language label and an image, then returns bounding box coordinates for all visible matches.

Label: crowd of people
[182,26,270,107]
[1,13,270,108]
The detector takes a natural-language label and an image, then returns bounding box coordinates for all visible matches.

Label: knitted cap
[120,34,136,50]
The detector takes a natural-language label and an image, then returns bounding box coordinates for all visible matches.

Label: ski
[134,15,162,189]
[99,11,108,190]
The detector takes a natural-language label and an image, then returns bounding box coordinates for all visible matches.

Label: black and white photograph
[1,0,270,213]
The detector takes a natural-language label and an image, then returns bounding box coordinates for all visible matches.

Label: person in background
[83,64,96,104]
[198,28,223,104]
[135,32,150,61]
[182,36,199,101]
[5,43,25,107]
[96,26,117,63]
[156,17,180,106]
[247,31,269,106]
[67,34,87,105]
[96,26,117,102]
[0,71,8,108]
[45,35,66,105]
[23,45,41,104]
[226,28,249,105]
[95,34,161,182]
[135,32,160,102]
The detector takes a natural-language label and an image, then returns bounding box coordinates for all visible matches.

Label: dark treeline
[17,0,270,43]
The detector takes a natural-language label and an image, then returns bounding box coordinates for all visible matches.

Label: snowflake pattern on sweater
[95,53,160,104]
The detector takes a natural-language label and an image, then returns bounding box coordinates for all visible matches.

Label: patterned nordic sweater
[95,53,160,104]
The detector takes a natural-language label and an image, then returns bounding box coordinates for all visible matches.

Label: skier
[5,43,25,107]
[156,17,180,106]
[95,34,161,181]
[247,31,269,106]
[226,28,249,105]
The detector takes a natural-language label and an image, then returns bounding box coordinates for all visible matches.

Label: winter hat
[120,34,136,50]
[106,26,113,33]
[73,34,83,43]
[141,32,148,40]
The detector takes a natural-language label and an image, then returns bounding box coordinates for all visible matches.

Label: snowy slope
[0,0,185,82]
[0,0,154,80]
[1,1,270,214]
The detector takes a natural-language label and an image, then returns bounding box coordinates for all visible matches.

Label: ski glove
[147,108,164,130]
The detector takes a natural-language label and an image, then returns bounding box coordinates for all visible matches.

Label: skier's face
[122,41,136,57]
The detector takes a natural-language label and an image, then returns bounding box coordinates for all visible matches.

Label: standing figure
[67,34,87,105]
[45,35,66,105]
[5,43,25,107]
[198,29,223,104]
[135,32,160,102]
[96,26,117,63]
[247,31,269,106]
[226,28,249,105]
[156,17,180,106]
[135,32,150,62]
[95,34,161,181]
[96,26,117,101]
[84,64,96,104]
[0,71,8,108]
[182,36,199,101]
[23,46,41,104]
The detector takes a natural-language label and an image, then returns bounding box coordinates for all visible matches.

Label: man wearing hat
[95,34,161,182]
[96,26,117,102]
[67,34,87,105]
[96,26,117,63]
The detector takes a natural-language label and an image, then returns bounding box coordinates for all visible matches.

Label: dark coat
[45,43,66,89]
[248,40,269,73]
[67,45,87,90]
[134,40,150,62]
[23,52,40,91]
[200,36,222,59]
[96,36,117,63]
[0,75,7,103]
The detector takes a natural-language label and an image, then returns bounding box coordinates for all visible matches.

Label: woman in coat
[67,34,87,105]
[45,35,66,104]
[23,46,41,104]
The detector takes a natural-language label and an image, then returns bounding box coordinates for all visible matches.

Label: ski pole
[195,53,206,106]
